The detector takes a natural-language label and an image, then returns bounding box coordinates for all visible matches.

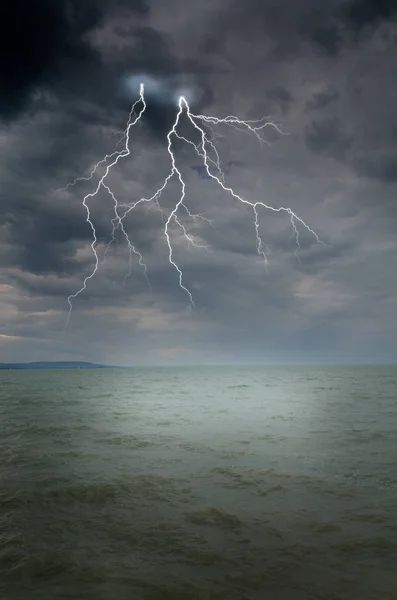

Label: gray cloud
[0,0,149,120]
[0,0,396,365]
[305,117,352,158]
[354,154,397,182]
[305,88,339,111]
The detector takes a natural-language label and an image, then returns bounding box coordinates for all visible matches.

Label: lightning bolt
[57,84,326,325]
[56,84,147,326]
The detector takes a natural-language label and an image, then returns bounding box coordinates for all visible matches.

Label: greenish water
[1,366,396,599]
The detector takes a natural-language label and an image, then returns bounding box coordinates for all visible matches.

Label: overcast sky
[1,0,396,366]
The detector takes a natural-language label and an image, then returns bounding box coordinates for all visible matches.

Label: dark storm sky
[0,0,396,365]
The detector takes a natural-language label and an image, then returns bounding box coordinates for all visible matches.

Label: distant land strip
[0,362,118,370]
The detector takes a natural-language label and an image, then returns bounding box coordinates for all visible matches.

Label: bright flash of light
[124,73,204,106]
[57,84,327,326]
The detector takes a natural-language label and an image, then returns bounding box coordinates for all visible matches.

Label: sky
[0,0,396,366]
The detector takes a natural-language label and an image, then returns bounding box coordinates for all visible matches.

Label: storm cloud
[0,0,396,365]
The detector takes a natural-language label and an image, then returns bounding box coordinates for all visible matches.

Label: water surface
[1,366,396,599]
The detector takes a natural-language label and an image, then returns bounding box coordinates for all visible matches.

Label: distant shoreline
[0,362,118,370]
[0,363,395,370]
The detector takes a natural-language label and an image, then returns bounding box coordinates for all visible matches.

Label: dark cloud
[0,0,149,120]
[354,155,397,182]
[299,10,343,56]
[345,0,397,31]
[266,87,294,114]
[0,0,396,364]
[305,118,352,158]
[267,87,293,104]
[0,0,99,119]
[306,89,339,111]
[297,0,397,56]
[118,26,178,77]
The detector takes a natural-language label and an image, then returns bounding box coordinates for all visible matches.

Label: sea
[1,366,396,599]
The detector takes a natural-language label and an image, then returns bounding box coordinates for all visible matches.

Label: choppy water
[1,366,396,599]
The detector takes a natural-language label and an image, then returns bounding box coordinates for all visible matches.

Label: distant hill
[0,361,116,370]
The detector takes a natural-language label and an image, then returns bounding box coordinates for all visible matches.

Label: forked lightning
[57,83,326,325]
